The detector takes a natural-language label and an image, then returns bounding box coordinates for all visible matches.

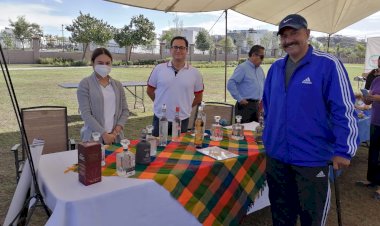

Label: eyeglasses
[254,53,264,60]
[171,46,187,51]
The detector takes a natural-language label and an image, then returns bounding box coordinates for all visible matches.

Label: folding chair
[11,106,74,182]
[202,102,234,130]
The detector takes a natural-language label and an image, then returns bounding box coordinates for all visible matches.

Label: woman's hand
[367,93,380,102]
[112,125,123,136]
[102,132,116,145]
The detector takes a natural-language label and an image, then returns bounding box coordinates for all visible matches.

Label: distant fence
[1,38,365,64]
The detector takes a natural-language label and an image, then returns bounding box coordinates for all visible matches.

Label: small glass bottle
[194,106,204,148]
[255,112,264,144]
[159,104,168,147]
[146,125,157,156]
[171,106,181,142]
[210,116,223,141]
[136,129,151,165]
[117,139,135,177]
[92,131,105,166]
[231,115,244,140]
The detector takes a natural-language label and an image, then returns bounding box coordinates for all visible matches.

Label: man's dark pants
[152,115,189,137]
[234,99,259,123]
[266,157,330,226]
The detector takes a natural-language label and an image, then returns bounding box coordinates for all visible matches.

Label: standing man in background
[263,14,359,226]
[147,36,204,136]
[227,45,265,123]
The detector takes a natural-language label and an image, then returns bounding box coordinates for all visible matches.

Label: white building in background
[227,29,278,54]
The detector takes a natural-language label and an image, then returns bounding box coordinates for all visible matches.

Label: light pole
[61,24,64,52]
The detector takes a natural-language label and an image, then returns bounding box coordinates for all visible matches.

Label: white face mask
[94,65,111,78]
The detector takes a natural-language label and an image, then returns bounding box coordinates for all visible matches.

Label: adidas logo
[302,77,312,84]
[316,171,326,178]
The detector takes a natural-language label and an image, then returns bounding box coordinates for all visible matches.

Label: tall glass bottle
[194,106,204,148]
[231,115,244,140]
[171,106,181,142]
[136,129,151,165]
[255,112,264,144]
[210,116,223,141]
[92,132,105,166]
[159,104,168,147]
[200,102,207,135]
[146,125,157,156]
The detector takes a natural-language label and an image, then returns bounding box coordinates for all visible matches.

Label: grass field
[1,63,378,225]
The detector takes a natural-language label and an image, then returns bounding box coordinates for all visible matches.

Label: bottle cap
[91,132,100,142]
[175,106,180,112]
[120,139,130,149]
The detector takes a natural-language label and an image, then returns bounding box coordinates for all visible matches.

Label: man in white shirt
[147,36,204,136]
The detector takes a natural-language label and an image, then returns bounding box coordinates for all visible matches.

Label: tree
[195,29,212,54]
[9,16,43,50]
[1,31,14,49]
[114,14,155,61]
[66,11,114,60]
[159,29,175,48]
[218,36,235,54]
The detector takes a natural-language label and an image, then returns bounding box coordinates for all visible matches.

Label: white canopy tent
[106,0,380,101]
[106,0,380,34]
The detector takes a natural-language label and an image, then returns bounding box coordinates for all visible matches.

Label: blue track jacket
[263,46,359,167]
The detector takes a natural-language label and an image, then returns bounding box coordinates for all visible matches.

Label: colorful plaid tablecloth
[76,129,266,226]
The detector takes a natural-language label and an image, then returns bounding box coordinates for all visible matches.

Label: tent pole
[224,9,227,102]
[327,34,331,53]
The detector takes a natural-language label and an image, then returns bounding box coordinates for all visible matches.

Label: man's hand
[239,99,249,105]
[332,156,350,170]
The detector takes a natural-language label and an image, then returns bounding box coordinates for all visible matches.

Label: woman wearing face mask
[77,47,129,144]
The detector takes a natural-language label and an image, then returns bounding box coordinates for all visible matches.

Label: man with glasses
[147,36,204,136]
[263,14,359,226]
[227,45,265,123]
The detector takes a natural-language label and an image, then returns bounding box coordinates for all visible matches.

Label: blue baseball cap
[278,14,308,35]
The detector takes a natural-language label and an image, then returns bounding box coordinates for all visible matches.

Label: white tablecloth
[38,151,201,226]
[38,122,270,225]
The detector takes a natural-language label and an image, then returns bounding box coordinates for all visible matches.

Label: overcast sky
[1,0,380,40]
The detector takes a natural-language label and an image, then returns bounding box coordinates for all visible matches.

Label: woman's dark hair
[91,47,113,63]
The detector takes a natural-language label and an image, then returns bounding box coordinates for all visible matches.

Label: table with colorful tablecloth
[39,129,266,226]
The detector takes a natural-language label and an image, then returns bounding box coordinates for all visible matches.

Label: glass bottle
[231,115,244,140]
[255,112,264,144]
[146,125,157,156]
[211,116,223,141]
[200,102,207,135]
[194,106,204,148]
[136,129,151,165]
[117,139,135,177]
[171,106,181,142]
[159,104,168,147]
[92,131,105,166]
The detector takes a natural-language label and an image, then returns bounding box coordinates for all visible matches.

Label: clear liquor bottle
[194,106,204,148]
[231,115,244,140]
[146,125,157,156]
[158,104,168,147]
[171,106,181,142]
[210,116,223,141]
[91,132,105,166]
[136,129,151,165]
[255,112,264,144]
[117,139,135,177]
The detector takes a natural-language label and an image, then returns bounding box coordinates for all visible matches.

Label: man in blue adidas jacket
[262,14,359,226]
